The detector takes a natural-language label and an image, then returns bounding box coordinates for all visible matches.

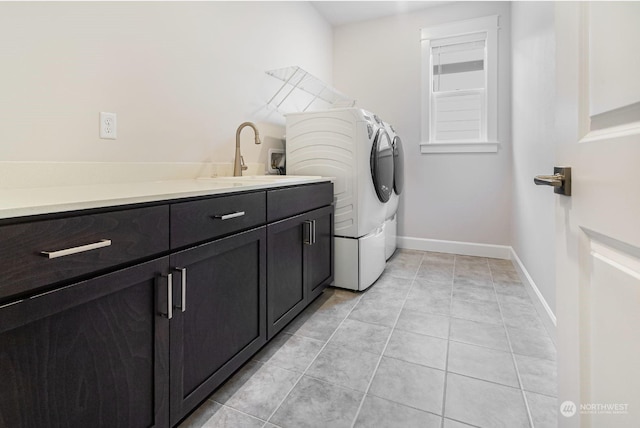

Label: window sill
[420,141,499,154]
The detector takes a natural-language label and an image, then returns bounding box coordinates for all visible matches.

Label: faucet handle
[240,155,248,171]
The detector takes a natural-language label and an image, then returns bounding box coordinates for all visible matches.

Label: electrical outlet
[100,112,117,139]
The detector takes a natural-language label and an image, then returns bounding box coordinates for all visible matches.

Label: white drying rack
[265,66,356,113]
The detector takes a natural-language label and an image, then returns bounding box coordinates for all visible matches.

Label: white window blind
[432,38,486,92]
[431,33,486,143]
[433,92,483,141]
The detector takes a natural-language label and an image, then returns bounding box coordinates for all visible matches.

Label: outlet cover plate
[100,112,117,139]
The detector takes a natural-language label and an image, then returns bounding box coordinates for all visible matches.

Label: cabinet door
[0,257,170,428]
[266,205,335,339]
[169,227,266,426]
[266,214,307,339]
[305,205,334,302]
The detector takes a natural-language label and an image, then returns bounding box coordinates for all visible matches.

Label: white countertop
[0,176,331,220]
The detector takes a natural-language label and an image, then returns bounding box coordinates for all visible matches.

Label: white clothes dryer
[383,123,404,219]
[383,122,405,260]
[286,108,394,291]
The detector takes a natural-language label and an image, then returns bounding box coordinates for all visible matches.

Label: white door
[555,2,640,427]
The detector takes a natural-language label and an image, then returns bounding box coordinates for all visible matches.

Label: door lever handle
[534,167,571,196]
[534,174,563,187]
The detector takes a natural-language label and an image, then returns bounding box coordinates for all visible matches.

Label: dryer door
[392,136,404,195]
[370,128,394,203]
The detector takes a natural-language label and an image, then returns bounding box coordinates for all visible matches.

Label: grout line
[364,391,446,419]
[440,370,525,391]
[440,255,456,428]
[205,401,269,426]
[489,261,536,428]
[444,418,483,428]
[260,418,284,428]
[447,335,510,352]
[349,252,426,428]
[262,290,365,426]
[380,354,446,372]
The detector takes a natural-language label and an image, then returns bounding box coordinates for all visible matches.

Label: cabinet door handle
[312,220,317,245]
[174,267,187,313]
[303,221,313,245]
[160,273,173,320]
[40,239,112,259]
[212,211,245,220]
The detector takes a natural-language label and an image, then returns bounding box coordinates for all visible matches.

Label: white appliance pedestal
[333,224,386,291]
[384,213,397,261]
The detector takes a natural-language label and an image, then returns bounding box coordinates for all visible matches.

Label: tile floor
[179,250,558,428]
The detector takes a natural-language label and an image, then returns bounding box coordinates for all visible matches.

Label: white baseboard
[510,249,557,344]
[398,236,512,259]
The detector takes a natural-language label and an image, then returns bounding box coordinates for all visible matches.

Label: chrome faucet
[234,122,261,176]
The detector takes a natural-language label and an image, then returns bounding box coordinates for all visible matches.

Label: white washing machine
[383,122,405,260]
[286,108,394,291]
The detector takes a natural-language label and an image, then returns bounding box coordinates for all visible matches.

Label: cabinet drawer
[267,182,333,222]
[0,205,169,301]
[171,191,266,249]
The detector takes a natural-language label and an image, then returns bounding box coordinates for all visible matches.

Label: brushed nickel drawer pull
[40,239,112,259]
[312,220,317,245]
[159,273,173,320]
[212,211,245,220]
[303,221,313,245]
[174,267,187,313]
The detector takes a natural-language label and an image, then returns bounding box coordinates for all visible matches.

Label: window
[421,15,499,153]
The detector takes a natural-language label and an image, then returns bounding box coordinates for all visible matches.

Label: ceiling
[310,1,446,27]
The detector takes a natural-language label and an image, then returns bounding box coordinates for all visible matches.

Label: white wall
[0,2,332,166]
[511,2,556,313]
[333,2,512,247]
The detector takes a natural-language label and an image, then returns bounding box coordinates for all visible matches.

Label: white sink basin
[198,175,322,185]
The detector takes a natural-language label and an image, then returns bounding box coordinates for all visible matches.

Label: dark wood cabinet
[267,205,334,339]
[0,181,332,428]
[168,227,266,426]
[0,257,170,428]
